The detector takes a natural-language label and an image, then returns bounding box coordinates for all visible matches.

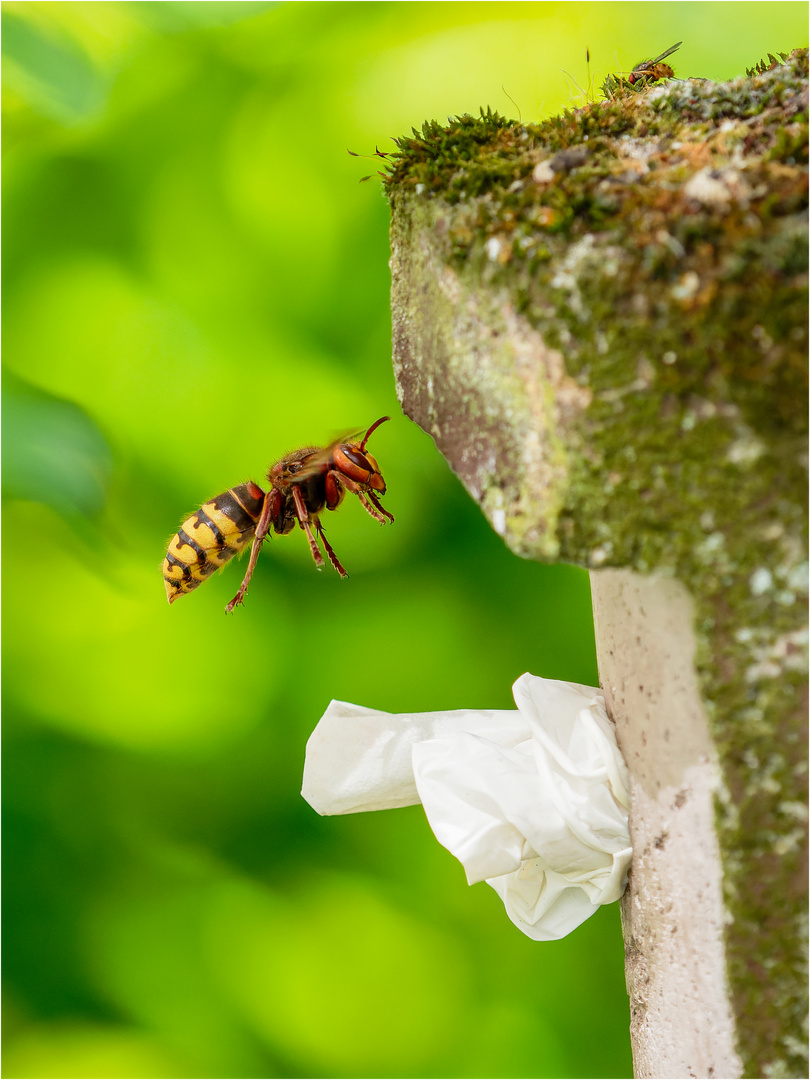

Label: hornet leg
[292,485,325,570]
[316,521,348,578]
[225,491,275,613]
[331,470,394,524]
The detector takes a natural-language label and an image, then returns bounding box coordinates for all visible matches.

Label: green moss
[386,50,808,1078]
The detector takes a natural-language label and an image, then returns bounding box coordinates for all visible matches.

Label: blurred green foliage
[3,3,806,1078]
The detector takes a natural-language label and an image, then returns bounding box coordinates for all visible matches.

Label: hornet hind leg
[225,489,278,613]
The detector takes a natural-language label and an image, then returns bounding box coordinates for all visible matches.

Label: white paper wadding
[301,673,632,940]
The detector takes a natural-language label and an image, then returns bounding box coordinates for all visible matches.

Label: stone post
[386,52,808,1079]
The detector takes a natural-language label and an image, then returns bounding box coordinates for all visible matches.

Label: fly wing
[633,41,682,70]
[652,41,682,64]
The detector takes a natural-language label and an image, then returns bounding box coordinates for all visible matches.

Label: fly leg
[291,486,325,570]
[225,491,275,613]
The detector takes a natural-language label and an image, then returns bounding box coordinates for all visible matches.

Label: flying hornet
[162,416,394,612]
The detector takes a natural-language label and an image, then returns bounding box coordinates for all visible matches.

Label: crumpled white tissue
[302,673,631,940]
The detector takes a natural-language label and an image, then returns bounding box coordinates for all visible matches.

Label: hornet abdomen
[162,482,266,604]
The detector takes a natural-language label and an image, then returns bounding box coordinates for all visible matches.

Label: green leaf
[2,372,112,519]
[2,12,107,121]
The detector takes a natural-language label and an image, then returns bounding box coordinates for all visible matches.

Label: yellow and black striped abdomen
[163,482,266,604]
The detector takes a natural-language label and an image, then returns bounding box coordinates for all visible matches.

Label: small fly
[627,42,682,85]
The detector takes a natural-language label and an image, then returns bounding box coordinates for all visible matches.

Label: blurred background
[3,3,806,1078]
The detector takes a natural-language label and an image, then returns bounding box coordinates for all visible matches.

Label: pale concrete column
[591,570,741,1078]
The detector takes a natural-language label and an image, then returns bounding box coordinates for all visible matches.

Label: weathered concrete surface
[592,570,741,1079]
[387,52,808,1079]
[391,209,590,559]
